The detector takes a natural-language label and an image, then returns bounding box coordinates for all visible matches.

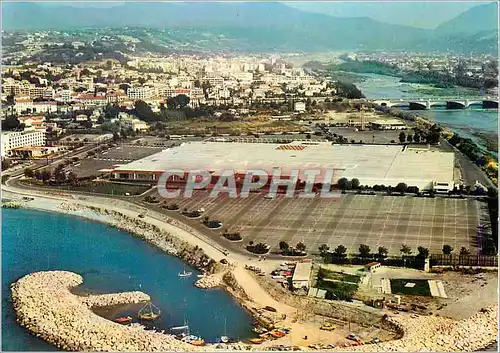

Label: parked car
[320,322,336,331]
[347,334,360,341]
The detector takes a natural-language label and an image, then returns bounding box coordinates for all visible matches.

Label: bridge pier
[483,100,499,109]
[446,101,466,109]
[409,102,428,110]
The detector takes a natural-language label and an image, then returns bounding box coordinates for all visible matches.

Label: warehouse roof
[112,141,454,189]
[292,262,313,283]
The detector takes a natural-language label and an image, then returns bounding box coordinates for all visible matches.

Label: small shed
[365,262,381,273]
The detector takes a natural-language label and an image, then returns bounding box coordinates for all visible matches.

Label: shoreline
[3,189,498,351]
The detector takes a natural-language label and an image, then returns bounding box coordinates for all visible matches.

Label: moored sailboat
[138,302,161,321]
[178,268,192,277]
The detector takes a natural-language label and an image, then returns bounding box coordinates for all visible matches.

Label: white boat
[220,318,230,343]
[178,268,192,277]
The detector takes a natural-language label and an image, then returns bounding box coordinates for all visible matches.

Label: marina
[1,208,254,351]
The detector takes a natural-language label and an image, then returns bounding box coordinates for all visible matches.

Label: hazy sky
[37,1,489,29]
[283,1,489,29]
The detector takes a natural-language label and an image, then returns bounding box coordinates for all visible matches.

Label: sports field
[160,192,486,255]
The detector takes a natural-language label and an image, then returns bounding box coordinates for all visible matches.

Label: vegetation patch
[318,268,360,284]
[163,203,180,211]
[221,230,242,241]
[181,210,201,219]
[21,178,150,196]
[316,268,359,300]
[246,242,270,255]
[202,217,222,229]
[278,241,307,256]
[390,279,432,297]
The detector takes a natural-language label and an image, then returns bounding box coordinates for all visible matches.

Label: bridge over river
[373,97,498,110]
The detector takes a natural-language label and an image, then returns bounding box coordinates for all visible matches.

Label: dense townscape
[1,1,498,352]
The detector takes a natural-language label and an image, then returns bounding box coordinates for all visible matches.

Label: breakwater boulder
[195,275,222,289]
[11,271,215,352]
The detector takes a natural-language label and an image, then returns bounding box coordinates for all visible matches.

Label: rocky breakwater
[11,271,214,351]
[338,306,498,352]
[195,274,223,289]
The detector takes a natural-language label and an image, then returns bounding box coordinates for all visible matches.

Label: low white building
[1,130,46,157]
[291,262,312,290]
[122,118,149,132]
[370,119,407,130]
[294,101,306,112]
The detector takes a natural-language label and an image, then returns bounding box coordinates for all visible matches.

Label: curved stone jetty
[11,271,213,351]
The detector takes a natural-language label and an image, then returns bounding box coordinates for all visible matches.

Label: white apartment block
[59,90,73,102]
[2,79,31,96]
[1,130,46,157]
[14,99,58,114]
[294,102,306,112]
[232,72,253,81]
[127,87,152,100]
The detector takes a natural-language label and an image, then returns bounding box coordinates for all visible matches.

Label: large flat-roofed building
[107,141,455,190]
[370,118,407,130]
[292,262,313,290]
[1,130,46,158]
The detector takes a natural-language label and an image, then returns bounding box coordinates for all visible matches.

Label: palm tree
[318,244,330,257]
[400,245,412,256]
[378,246,388,258]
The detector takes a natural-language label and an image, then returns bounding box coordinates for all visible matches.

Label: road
[439,137,495,190]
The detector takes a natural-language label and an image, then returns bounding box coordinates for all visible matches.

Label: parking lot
[70,144,164,177]
[159,192,486,255]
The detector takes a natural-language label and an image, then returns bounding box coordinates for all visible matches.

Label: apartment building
[127,87,152,100]
[1,130,46,157]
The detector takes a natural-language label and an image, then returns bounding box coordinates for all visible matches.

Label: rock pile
[58,202,84,212]
[11,271,216,352]
[195,275,222,289]
[81,292,150,308]
[337,307,498,352]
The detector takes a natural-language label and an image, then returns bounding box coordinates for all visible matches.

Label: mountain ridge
[1,2,497,53]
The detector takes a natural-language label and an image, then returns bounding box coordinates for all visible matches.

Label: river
[2,208,254,351]
[351,73,498,156]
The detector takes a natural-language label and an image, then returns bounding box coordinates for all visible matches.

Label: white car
[264,194,275,199]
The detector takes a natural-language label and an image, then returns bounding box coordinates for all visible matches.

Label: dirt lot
[150,192,486,255]
[165,116,306,135]
[327,127,413,145]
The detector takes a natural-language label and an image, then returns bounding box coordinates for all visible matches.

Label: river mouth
[347,71,498,157]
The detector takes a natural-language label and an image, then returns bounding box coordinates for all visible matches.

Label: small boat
[252,326,268,334]
[220,318,229,343]
[250,338,264,344]
[138,302,161,321]
[197,274,205,278]
[178,268,192,277]
[114,316,132,324]
[271,331,286,338]
[190,339,205,346]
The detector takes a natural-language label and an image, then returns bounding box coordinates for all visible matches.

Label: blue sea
[2,208,254,351]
